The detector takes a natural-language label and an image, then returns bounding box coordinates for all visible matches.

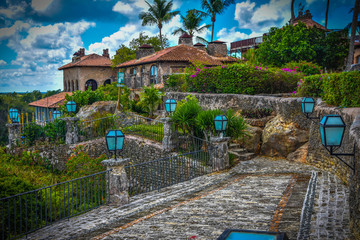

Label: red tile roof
[194,43,205,46]
[58,54,112,70]
[29,92,73,108]
[118,44,236,68]
[293,19,328,31]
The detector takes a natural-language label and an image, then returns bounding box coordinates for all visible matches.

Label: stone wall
[166,91,360,238]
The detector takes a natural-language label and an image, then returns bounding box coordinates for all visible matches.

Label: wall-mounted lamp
[301,97,320,120]
[319,114,355,172]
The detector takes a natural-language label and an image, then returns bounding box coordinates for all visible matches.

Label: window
[76,80,79,90]
[150,65,157,84]
[85,79,98,91]
[104,79,111,86]
[130,68,136,75]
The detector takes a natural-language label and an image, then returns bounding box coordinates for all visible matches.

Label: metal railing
[0,170,110,240]
[121,113,163,143]
[125,149,212,197]
[78,113,164,143]
[175,135,212,154]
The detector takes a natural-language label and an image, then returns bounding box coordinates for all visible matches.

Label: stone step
[229,151,255,161]
[229,148,247,153]
[229,143,239,148]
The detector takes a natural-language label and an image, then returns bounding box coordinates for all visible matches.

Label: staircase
[229,143,255,161]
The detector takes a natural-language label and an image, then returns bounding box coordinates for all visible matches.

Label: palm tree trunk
[290,0,295,24]
[345,0,360,71]
[325,0,330,29]
[159,24,164,50]
[211,15,215,42]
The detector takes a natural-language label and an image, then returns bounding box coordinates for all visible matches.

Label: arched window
[85,79,98,91]
[150,65,157,84]
[76,80,79,90]
[104,79,111,86]
[130,68,136,75]
[67,81,71,92]
[71,80,74,92]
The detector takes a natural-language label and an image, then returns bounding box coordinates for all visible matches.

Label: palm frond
[195,36,209,44]
[172,28,186,36]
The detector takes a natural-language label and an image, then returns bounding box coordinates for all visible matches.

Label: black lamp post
[53,110,61,120]
[319,114,355,172]
[214,115,228,137]
[106,130,125,160]
[301,97,319,120]
[9,108,19,123]
[164,99,177,115]
[66,101,76,115]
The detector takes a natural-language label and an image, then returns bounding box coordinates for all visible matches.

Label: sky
[0,0,356,93]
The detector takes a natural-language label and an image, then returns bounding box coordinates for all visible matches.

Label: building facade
[58,48,117,92]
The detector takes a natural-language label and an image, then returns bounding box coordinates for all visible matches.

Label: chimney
[136,44,155,59]
[72,48,86,62]
[103,49,109,58]
[194,42,206,51]
[178,33,193,46]
[207,40,227,57]
[79,48,85,57]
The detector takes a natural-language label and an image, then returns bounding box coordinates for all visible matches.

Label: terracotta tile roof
[58,54,112,70]
[118,44,236,68]
[194,43,205,46]
[29,92,73,108]
[293,19,328,31]
[210,40,226,44]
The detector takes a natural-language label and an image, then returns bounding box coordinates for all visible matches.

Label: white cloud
[0,1,27,19]
[0,60,7,65]
[234,0,291,32]
[31,0,54,12]
[112,1,133,15]
[216,27,263,48]
[0,20,31,41]
[2,20,95,91]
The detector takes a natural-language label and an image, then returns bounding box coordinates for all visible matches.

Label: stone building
[118,34,237,89]
[58,48,117,92]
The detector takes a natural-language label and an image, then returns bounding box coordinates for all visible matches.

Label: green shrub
[165,74,188,91]
[282,61,322,76]
[0,168,37,198]
[297,72,360,107]
[225,109,248,139]
[187,63,301,94]
[43,119,66,143]
[21,123,44,145]
[65,145,106,178]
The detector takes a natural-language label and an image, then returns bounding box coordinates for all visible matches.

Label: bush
[165,74,188,91]
[65,145,106,178]
[186,63,301,94]
[296,72,360,107]
[282,61,322,76]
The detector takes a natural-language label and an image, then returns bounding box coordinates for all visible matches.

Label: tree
[172,9,211,44]
[139,0,179,49]
[129,32,169,52]
[138,85,163,117]
[112,44,136,66]
[201,0,235,42]
[255,22,348,71]
[345,0,360,70]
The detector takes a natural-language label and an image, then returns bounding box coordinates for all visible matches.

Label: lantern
[164,99,177,114]
[319,115,346,147]
[106,130,125,160]
[9,108,19,123]
[66,101,76,113]
[53,110,61,120]
[214,115,228,134]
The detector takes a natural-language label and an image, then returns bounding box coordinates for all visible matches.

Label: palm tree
[172,9,211,44]
[139,0,179,50]
[201,0,235,42]
[290,0,295,24]
[325,0,330,29]
[345,0,360,71]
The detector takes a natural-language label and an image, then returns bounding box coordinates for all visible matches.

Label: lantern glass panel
[9,108,19,122]
[324,127,344,146]
[53,110,61,119]
[302,97,315,113]
[214,115,228,132]
[319,115,346,147]
[66,101,76,112]
[106,130,124,151]
[165,99,177,113]
[106,131,116,151]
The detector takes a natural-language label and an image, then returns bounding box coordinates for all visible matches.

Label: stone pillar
[210,137,230,171]
[162,117,178,151]
[101,158,130,206]
[6,123,21,148]
[63,117,79,144]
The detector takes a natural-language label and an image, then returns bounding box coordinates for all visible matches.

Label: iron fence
[78,116,117,142]
[125,149,212,197]
[0,170,110,240]
[175,135,212,154]
[121,113,163,143]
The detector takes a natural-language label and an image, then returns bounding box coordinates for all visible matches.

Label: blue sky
[0,0,355,93]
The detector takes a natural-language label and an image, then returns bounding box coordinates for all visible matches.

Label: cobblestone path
[24,157,353,240]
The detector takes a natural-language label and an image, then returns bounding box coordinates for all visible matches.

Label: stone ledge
[102,158,130,167]
[350,115,360,149]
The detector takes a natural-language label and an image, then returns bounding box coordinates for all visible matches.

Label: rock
[76,101,117,120]
[241,125,262,154]
[287,142,309,163]
[245,116,274,128]
[261,115,308,158]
